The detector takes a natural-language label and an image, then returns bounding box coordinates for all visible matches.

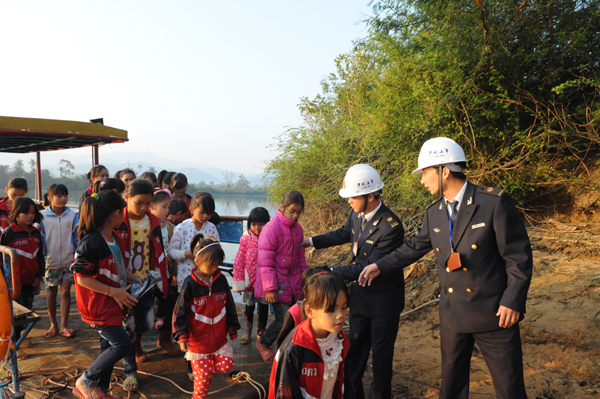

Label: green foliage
[266,0,600,213]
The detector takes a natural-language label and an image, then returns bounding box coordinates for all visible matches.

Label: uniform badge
[467,197,472,205]
[366,240,374,244]
[471,223,485,229]
[487,187,493,192]
[373,220,379,226]
[433,228,441,233]
[439,203,444,210]
[387,217,393,222]
[390,223,398,228]
[352,229,355,235]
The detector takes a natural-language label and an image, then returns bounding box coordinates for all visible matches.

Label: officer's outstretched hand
[358,263,380,287]
[300,238,312,248]
[496,305,520,328]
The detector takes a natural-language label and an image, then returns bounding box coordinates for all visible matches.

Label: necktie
[359,216,367,237]
[448,200,459,229]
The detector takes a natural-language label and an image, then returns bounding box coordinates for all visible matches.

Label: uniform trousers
[345,308,400,399]
[439,324,527,399]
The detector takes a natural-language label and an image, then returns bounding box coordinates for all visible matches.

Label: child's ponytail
[281,190,304,210]
[78,190,126,241]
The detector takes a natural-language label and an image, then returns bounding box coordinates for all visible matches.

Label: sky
[0,1,372,176]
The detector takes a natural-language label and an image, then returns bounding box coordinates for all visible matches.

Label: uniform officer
[359,138,533,399]
[301,164,405,399]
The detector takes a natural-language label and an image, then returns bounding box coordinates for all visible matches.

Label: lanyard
[447,206,454,253]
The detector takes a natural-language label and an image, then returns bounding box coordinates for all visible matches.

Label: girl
[140,171,158,188]
[0,177,28,233]
[269,273,350,399]
[156,170,168,190]
[173,234,240,399]
[149,189,181,355]
[114,179,169,363]
[233,207,270,345]
[79,165,109,208]
[72,190,142,398]
[255,190,307,362]
[40,184,79,339]
[0,197,44,360]
[118,168,136,190]
[161,171,176,191]
[170,174,220,225]
[168,192,219,291]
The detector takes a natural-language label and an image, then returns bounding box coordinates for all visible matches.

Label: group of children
[0,170,354,399]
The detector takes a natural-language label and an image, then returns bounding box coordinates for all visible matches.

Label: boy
[40,184,79,338]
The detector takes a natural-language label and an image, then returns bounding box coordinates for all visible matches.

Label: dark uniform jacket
[377,182,533,333]
[312,202,405,318]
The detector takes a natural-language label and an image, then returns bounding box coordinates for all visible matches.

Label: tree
[11,160,25,177]
[266,0,600,211]
[222,171,235,188]
[28,159,36,173]
[235,174,250,191]
[58,159,75,178]
[148,166,157,173]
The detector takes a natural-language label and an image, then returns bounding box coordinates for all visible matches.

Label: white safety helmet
[413,137,468,174]
[338,164,384,198]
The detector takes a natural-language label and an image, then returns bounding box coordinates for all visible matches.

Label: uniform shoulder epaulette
[478,185,505,197]
[382,212,400,228]
[426,197,443,210]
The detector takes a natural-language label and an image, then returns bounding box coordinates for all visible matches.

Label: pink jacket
[255,211,307,305]
[232,230,259,292]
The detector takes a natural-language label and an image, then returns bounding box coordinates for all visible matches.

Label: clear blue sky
[0,1,372,175]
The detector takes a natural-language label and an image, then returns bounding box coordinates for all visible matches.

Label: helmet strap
[362,194,370,214]
[438,165,444,198]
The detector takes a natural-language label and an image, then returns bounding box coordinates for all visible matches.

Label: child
[150,189,180,355]
[173,234,240,399]
[0,197,44,360]
[114,179,169,363]
[161,171,176,191]
[141,171,158,188]
[269,273,350,399]
[118,168,137,190]
[274,266,332,351]
[103,178,126,195]
[233,207,270,345]
[0,177,28,233]
[255,190,307,362]
[166,199,188,226]
[157,170,168,190]
[72,190,142,397]
[40,184,79,338]
[79,165,109,208]
[168,192,220,291]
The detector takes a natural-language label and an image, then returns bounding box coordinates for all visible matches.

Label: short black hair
[302,266,331,296]
[119,168,136,179]
[247,207,270,232]
[8,197,43,225]
[47,183,68,197]
[169,199,188,216]
[7,177,28,192]
[104,178,126,193]
[190,234,224,265]
[191,192,215,215]
[141,172,158,186]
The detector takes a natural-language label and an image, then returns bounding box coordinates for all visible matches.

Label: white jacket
[40,207,79,269]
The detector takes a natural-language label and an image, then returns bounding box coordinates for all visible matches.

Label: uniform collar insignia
[467,197,473,205]
[373,219,379,226]
[439,202,444,210]
[433,228,441,233]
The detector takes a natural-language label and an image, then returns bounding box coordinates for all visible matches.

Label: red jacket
[71,230,130,326]
[0,197,10,234]
[115,208,168,298]
[0,223,45,285]
[173,270,240,354]
[269,320,351,399]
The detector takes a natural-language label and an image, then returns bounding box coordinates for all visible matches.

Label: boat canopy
[0,116,127,153]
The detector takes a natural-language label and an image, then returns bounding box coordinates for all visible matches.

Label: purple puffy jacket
[255,210,307,305]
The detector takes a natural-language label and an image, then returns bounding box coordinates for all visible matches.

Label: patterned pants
[190,355,235,399]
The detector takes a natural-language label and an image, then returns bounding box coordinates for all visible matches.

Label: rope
[1,364,267,399]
